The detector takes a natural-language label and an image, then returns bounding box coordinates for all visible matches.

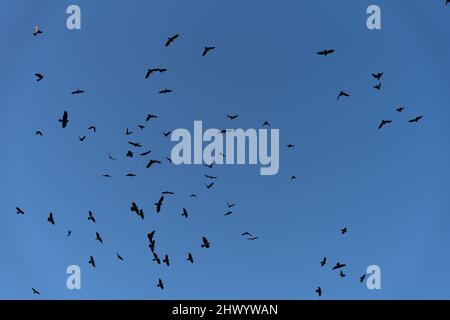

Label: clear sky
[1,0,450,299]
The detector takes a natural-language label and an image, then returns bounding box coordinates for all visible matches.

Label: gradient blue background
[1,0,449,299]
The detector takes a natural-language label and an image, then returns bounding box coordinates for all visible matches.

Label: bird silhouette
[205,175,218,179]
[147,231,156,242]
[131,202,139,214]
[226,114,239,120]
[202,46,215,56]
[71,89,84,95]
[47,212,55,225]
[117,253,124,261]
[339,271,346,278]
[378,120,392,129]
[341,227,348,235]
[145,68,167,79]
[165,34,179,47]
[33,26,42,36]
[320,257,327,267]
[163,254,170,266]
[360,274,366,283]
[95,232,103,244]
[59,111,69,128]
[67,230,72,237]
[287,144,295,148]
[146,159,162,169]
[32,288,40,295]
[204,162,215,169]
[35,73,44,81]
[332,263,346,270]
[396,107,405,113]
[182,208,188,218]
[374,83,382,90]
[126,128,133,135]
[79,136,86,142]
[262,121,271,127]
[16,207,25,215]
[126,151,134,158]
[140,150,152,156]
[315,287,322,297]
[149,240,156,253]
[337,91,350,100]
[408,115,423,123]
[316,49,335,56]
[146,114,158,121]
[35,131,43,136]
[157,278,164,290]
[89,256,96,268]
[101,174,112,178]
[155,196,164,213]
[128,141,141,147]
[201,236,210,248]
[190,194,198,198]
[206,182,214,189]
[242,232,253,237]
[187,252,194,263]
[138,209,145,220]
[372,72,383,81]
[88,211,96,223]
[88,126,96,132]
[162,191,174,195]
[108,153,117,161]
[247,237,259,240]
[224,211,233,216]
[153,253,161,265]
[227,202,236,208]
[126,173,136,177]
[159,88,173,94]
[163,131,172,137]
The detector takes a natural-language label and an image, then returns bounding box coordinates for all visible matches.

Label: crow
[35,131,43,136]
[190,194,198,198]
[374,83,381,90]
[372,72,383,81]
[131,202,139,214]
[242,232,253,237]
[145,68,167,79]
[315,287,322,297]
[262,121,271,127]
[166,157,172,163]
[126,151,134,158]
[206,182,214,189]
[157,278,164,290]
[140,150,152,156]
[117,253,124,261]
[101,174,112,178]
[89,256,96,268]
[95,232,103,244]
[201,237,210,248]
[408,115,423,123]
[360,274,367,283]
[202,46,215,56]
[128,141,141,147]
[35,73,44,81]
[204,162,215,168]
[226,114,239,120]
[159,88,172,94]
[79,136,86,142]
[126,128,133,135]
[138,209,145,220]
[290,176,297,180]
[163,131,172,137]
[247,237,259,240]
[149,240,156,253]
[162,191,174,195]
[187,252,194,263]
[332,263,346,270]
[396,107,405,113]
[224,211,233,216]
[147,231,156,242]
[88,211,96,223]
[337,91,350,100]
[227,202,236,208]
[16,207,25,215]
[59,111,69,128]
[341,227,348,235]
[153,253,161,265]
[182,208,188,218]
[146,114,158,121]
[32,288,40,295]
[108,153,117,161]
[126,173,136,177]
[33,26,42,36]
[155,196,164,213]
[340,271,346,278]
[47,212,55,225]
[378,120,392,129]
[71,89,84,95]
[205,175,218,179]
[163,254,170,266]
[165,34,179,47]
[316,49,335,56]
[320,257,327,267]
[146,159,162,169]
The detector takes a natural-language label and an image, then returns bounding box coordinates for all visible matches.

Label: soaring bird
[146,114,158,121]
[224,211,233,216]
[187,252,194,264]
[149,240,156,253]
[35,131,43,136]
[339,271,346,278]
[378,120,392,129]
[67,230,72,237]
[242,232,253,237]
[227,202,236,208]
[138,125,145,130]
[102,174,112,178]
[408,115,423,123]
[128,141,141,147]
[332,262,347,270]
[147,230,156,242]
[33,26,42,36]
[315,287,322,297]
[165,34,179,47]
[163,254,170,267]
[396,107,405,113]
[32,288,40,295]
[226,114,239,120]
[88,126,96,132]
[372,72,383,81]
[95,232,103,244]
[202,46,215,56]
[88,256,96,268]
[130,202,139,214]
[162,191,174,195]
[163,131,172,137]
[126,128,133,135]
[146,159,162,169]
[145,68,167,79]
[138,209,145,220]
[155,196,164,213]
[117,253,124,261]
[35,73,44,81]
[59,111,69,128]
[157,278,164,290]
[47,213,55,225]
[16,207,25,215]
[337,91,350,100]
[287,144,295,148]
[320,257,327,267]
[152,253,161,265]
[373,83,382,90]
[126,173,136,177]
[159,88,173,94]
[79,136,86,142]
[247,237,259,240]
[140,150,152,156]
[341,227,348,235]
[205,175,218,179]
[126,151,134,158]
[360,274,367,283]
[71,89,84,95]
[182,208,188,218]
[262,121,271,127]
[316,49,335,56]
[201,236,210,248]
[88,211,96,223]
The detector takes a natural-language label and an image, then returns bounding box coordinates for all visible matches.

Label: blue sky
[1,0,450,299]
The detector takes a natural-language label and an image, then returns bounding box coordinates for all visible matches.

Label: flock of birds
[16,4,437,297]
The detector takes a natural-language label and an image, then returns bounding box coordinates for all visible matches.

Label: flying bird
[341,227,348,235]
[47,212,55,225]
[152,253,161,265]
[131,202,139,214]
[146,114,158,121]
[16,207,25,215]
[206,182,215,189]
[126,151,134,158]
[182,208,188,218]
[372,72,383,81]
[71,89,84,95]
[201,237,210,248]
[378,120,392,129]
[226,114,239,120]
[145,68,167,79]
[360,274,366,283]
[88,126,96,132]
[224,211,233,216]
[128,141,141,147]
[140,150,152,156]
[227,202,236,208]
[187,252,194,263]
[101,174,112,178]
[88,211,96,223]
[157,278,164,290]
[165,34,179,47]
[374,83,381,90]
[159,88,172,94]
[126,173,136,177]
[163,254,170,266]
[332,263,347,270]
[316,49,335,56]
[79,136,86,142]
[88,256,96,268]
[163,131,172,137]
[147,230,155,241]
[95,232,103,244]
[35,73,44,81]
[202,46,215,56]
[162,191,174,195]
[35,131,43,136]
[320,257,327,267]
[59,111,69,128]
[396,107,405,113]
[32,288,40,295]
[339,271,346,278]
[146,159,162,169]
[337,91,350,100]
[408,115,423,123]
[287,144,295,148]
[33,26,42,36]
[262,121,271,127]
[315,287,322,297]
[117,253,124,261]
[242,232,253,237]
[126,128,133,135]
[205,175,218,179]
[66,230,72,237]
[155,196,164,213]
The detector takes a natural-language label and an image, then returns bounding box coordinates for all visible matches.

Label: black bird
[226,114,239,120]
[140,150,152,156]
[360,274,367,283]
[163,254,170,266]
[89,256,96,268]
[16,207,25,215]
[128,141,141,148]
[79,136,86,142]
[146,159,162,169]
[126,151,134,158]
[316,49,335,56]
[205,175,218,179]
[337,91,350,100]
[71,89,84,95]
[372,72,384,81]
[182,208,188,218]
[33,26,42,36]
[396,107,405,113]
[59,111,69,128]
[138,209,145,220]
[341,227,348,235]
[126,173,136,177]
[102,174,112,178]
[67,230,72,237]
[35,73,44,81]
[201,237,210,248]
[204,162,215,169]
[206,182,214,189]
[163,131,172,137]
[227,202,236,208]
[374,83,382,90]
[202,46,215,56]
[247,237,259,240]
[146,114,158,121]
[95,232,103,244]
[190,194,198,198]
[157,278,164,290]
[315,286,322,297]
[47,212,55,225]
[145,68,167,79]
[242,232,253,237]
[224,211,233,216]
[126,128,133,135]
[165,34,179,47]
[378,119,392,129]
[339,271,346,278]
[88,211,96,223]
[287,144,295,148]
[187,252,194,263]
[162,191,174,195]
[108,153,117,161]
[149,239,156,253]
[88,126,96,132]
[35,131,43,136]
[117,253,124,261]
[155,196,164,213]
[408,115,423,123]
[32,288,40,295]
[332,263,346,270]
[262,121,271,127]
[153,253,161,264]
[320,257,327,267]
[159,88,172,94]
[131,202,139,214]
[147,231,156,242]
[290,176,297,180]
